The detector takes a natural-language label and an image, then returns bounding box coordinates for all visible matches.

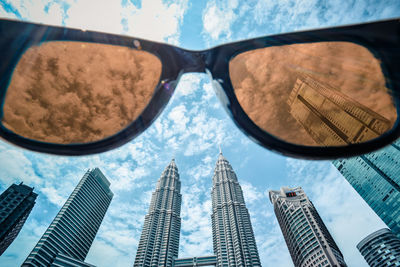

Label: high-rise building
[211,153,261,266]
[287,75,391,146]
[0,182,37,255]
[269,187,347,267]
[23,168,113,266]
[333,140,400,238]
[357,228,400,267]
[134,159,182,267]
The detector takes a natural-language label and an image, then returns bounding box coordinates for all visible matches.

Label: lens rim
[0,19,187,155]
[0,18,399,158]
[206,18,400,159]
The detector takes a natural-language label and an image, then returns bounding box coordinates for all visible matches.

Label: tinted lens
[230,42,397,146]
[1,41,162,144]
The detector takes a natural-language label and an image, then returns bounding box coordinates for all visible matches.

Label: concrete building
[269,187,346,267]
[23,168,113,266]
[333,139,400,238]
[287,75,391,146]
[134,159,182,267]
[0,182,37,255]
[211,153,261,266]
[357,228,400,266]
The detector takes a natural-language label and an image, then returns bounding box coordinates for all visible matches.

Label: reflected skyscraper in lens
[211,153,261,266]
[269,187,347,267]
[134,159,182,267]
[287,75,391,146]
[23,168,113,267]
[333,139,400,238]
[0,182,37,256]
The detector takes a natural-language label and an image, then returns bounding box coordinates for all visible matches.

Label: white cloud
[0,144,41,186]
[121,0,189,44]
[202,0,237,41]
[175,74,202,97]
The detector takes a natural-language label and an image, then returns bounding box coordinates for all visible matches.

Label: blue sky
[0,0,399,266]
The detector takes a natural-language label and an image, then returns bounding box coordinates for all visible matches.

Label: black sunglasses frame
[0,18,399,159]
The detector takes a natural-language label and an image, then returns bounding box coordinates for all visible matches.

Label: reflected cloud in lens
[2,41,162,144]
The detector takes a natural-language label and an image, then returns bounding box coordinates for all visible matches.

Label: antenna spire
[219,144,222,154]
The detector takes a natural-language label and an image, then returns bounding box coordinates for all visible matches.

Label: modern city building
[287,75,391,146]
[269,186,347,267]
[0,182,37,255]
[211,152,261,266]
[333,139,400,238]
[134,159,182,267]
[357,228,400,267]
[22,168,113,266]
[173,255,217,266]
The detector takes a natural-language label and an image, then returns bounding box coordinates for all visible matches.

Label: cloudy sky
[0,0,399,266]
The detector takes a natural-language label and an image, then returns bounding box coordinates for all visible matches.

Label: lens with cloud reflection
[230,42,397,146]
[1,41,162,144]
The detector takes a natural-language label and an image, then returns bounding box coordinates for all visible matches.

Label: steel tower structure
[134,159,182,267]
[211,153,261,266]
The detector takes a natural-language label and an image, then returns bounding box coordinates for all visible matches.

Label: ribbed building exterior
[0,182,37,255]
[211,153,261,266]
[357,228,400,267]
[287,75,391,146]
[269,187,346,267]
[134,159,182,267]
[333,139,400,238]
[23,168,113,266]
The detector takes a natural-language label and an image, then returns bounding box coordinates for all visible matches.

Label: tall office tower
[23,168,113,266]
[357,228,400,266]
[333,139,400,238]
[134,159,182,267]
[287,75,391,146]
[269,187,347,267]
[0,182,37,255]
[211,153,261,266]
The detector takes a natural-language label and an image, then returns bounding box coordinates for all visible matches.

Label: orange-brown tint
[229,42,397,146]
[1,41,162,144]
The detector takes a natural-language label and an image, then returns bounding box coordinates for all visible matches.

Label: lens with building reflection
[229,41,397,146]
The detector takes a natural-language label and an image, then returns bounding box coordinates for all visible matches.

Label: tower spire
[218,144,222,154]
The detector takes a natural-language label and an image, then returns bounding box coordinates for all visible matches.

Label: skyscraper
[357,228,400,267]
[0,182,37,255]
[269,187,347,267]
[134,159,182,267]
[23,168,113,266]
[333,139,400,238]
[211,153,261,266]
[287,75,391,146]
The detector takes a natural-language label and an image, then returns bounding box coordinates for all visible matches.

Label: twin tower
[134,153,261,267]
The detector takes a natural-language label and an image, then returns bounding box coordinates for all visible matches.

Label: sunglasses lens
[229,42,397,146]
[1,41,162,144]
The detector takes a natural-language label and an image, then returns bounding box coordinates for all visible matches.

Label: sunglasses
[0,18,399,159]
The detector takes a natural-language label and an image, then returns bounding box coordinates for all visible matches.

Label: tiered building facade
[134,159,182,267]
[211,153,261,266]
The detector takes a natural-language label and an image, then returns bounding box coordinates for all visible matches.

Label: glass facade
[333,139,400,238]
[269,187,347,267]
[22,168,113,266]
[0,182,37,255]
[357,228,400,267]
